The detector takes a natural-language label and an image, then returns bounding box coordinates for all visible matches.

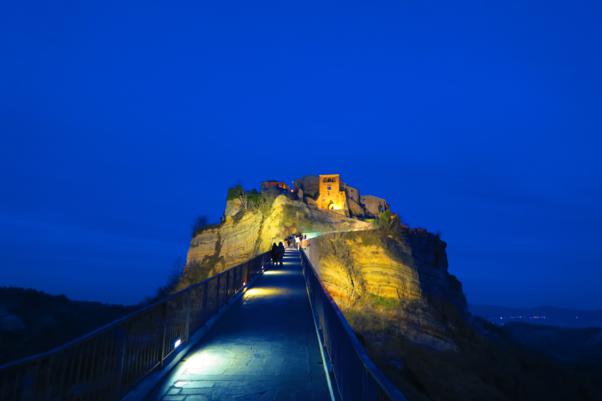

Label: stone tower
[316,174,347,214]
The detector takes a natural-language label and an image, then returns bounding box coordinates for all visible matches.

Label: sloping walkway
[147,249,331,401]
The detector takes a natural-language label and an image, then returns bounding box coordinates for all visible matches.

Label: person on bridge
[277,241,285,266]
[271,243,279,266]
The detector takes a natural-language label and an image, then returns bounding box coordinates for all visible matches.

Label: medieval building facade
[316,174,347,214]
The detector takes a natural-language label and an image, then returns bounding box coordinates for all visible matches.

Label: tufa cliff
[179,179,372,289]
[180,175,466,352]
[179,175,602,401]
[305,229,466,351]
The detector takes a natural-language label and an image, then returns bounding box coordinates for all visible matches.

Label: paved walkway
[147,249,331,401]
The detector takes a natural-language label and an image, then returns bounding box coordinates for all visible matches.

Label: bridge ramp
[146,249,331,401]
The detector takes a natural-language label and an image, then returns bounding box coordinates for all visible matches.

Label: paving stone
[180,388,214,395]
[184,396,209,401]
[146,250,330,401]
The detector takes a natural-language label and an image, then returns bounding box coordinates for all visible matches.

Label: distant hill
[0,287,132,365]
[503,322,602,366]
[471,305,602,328]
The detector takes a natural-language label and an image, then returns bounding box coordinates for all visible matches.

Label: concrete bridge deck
[146,249,331,401]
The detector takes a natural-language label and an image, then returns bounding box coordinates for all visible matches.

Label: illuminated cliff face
[305,230,466,350]
[181,194,372,289]
[316,174,348,215]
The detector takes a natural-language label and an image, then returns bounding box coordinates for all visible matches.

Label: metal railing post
[184,293,191,343]
[159,302,168,366]
[112,325,128,399]
[20,363,37,401]
[302,245,407,401]
[202,281,209,320]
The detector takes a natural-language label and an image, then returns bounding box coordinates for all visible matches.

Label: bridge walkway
[146,248,331,401]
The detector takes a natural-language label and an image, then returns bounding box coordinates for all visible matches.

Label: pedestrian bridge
[0,248,405,401]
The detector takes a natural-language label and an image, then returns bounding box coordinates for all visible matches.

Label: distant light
[243,281,247,286]
[174,338,182,348]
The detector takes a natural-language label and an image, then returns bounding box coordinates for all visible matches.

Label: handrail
[0,252,268,401]
[301,248,407,401]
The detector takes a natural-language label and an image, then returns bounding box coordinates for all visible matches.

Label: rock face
[294,176,319,199]
[182,177,466,350]
[181,193,372,289]
[305,229,465,350]
[342,183,360,204]
[184,179,465,351]
[183,179,463,350]
[342,184,364,217]
[224,198,242,218]
[361,195,389,217]
[182,177,602,401]
[186,210,262,281]
[347,197,365,217]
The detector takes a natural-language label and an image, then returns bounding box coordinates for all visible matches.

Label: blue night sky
[1,0,600,308]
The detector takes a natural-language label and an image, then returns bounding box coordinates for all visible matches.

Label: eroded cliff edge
[180,177,467,350]
[306,229,466,351]
[178,177,602,401]
[179,190,371,288]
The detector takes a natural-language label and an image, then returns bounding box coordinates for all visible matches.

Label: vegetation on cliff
[180,177,602,400]
[179,186,371,290]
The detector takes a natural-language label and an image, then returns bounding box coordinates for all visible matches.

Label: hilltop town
[259,174,389,218]
[184,173,397,285]
[175,173,602,401]
[181,173,466,350]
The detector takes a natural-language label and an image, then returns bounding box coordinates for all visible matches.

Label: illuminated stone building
[316,174,347,214]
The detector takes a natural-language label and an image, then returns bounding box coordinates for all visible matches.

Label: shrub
[226,184,244,200]
[227,184,275,216]
[374,210,394,233]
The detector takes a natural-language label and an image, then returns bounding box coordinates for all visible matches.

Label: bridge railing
[300,249,407,401]
[0,253,268,401]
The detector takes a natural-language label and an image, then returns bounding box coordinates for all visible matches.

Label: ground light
[177,348,225,376]
[174,338,182,349]
[263,270,290,276]
[243,287,290,298]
